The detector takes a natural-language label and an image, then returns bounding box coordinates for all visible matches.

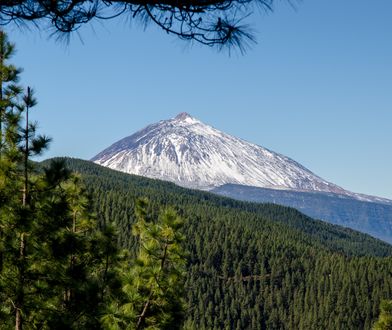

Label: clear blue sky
[6,0,392,199]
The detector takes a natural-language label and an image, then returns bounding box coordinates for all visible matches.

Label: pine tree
[0,32,23,314]
[102,198,187,330]
[0,83,51,329]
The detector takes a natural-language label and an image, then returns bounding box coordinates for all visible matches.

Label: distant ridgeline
[42,158,392,330]
[212,184,392,244]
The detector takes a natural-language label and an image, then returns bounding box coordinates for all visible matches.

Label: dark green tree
[0,83,51,329]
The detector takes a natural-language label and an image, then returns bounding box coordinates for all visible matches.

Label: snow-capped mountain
[92,112,391,205]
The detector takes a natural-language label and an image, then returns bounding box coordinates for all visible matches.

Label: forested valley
[48,157,392,330]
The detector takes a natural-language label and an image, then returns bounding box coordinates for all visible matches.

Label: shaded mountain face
[213,184,392,243]
[92,112,390,205]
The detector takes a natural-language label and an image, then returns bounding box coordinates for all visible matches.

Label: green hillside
[42,157,392,329]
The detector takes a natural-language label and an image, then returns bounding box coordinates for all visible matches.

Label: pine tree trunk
[22,99,28,206]
[136,291,153,330]
[15,233,25,330]
[15,309,22,330]
[136,243,169,329]
[16,89,29,330]
[66,210,78,305]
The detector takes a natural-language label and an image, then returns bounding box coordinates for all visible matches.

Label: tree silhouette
[0,0,275,51]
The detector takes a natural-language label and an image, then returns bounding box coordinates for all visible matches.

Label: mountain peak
[174,112,193,120]
[172,112,200,125]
